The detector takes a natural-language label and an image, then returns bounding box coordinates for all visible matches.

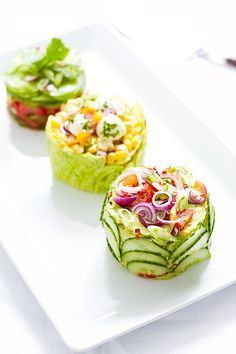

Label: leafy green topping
[46,38,69,62]
[5,38,85,105]
[102,122,119,138]
[82,120,90,130]
[103,101,109,109]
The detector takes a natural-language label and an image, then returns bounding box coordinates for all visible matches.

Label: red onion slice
[188,190,205,204]
[113,195,136,207]
[161,173,183,190]
[60,121,72,135]
[171,225,179,237]
[155,211,185,225]
[132,202,156,223]
[97,150,107,157]
[103,108,114,116]
[152,191,175,211]
[63,126,71,135]
[139,212,168,227]
[115,170,144,195]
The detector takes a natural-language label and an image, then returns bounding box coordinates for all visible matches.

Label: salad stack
[5,38,85,129]
[101,166,215,279]
[46,95,146,193]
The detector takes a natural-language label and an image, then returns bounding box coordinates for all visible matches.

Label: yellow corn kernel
[133,126,141,134]
[87,144,97,154]
[131,135,140,149]
[120,114,132,122]
[115,144,128,151]
[72,144,84,153]
[59,140,66,148]
[55,111,68,121]
[63,103,78,115]
[124,138,133,151]
[124,134,132,141]
[51,131,60,139]
[67,131,90,147]
[51,119,60,129]
[114,150,128,162]
[106,152,116,165]
[93,112,102,123]
[125,126,132,134]
[67,98,82,106]
[81,106,96,114]
[77,131,91,146]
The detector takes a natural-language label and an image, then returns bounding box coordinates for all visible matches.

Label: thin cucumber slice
[103,210,120,245]
[106,239,119,262]
[207,196,215,236]
[147,225,175,242]
[174,248,211,274]
[170,226,206,262]
[122,251,168,267]
[174,232,209,265]
[127,261,169,277]
[104,221,121,260]
[100,191,109,221]
[121,238,170,259]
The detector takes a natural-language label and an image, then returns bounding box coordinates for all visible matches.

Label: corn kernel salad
[46,94,146,193]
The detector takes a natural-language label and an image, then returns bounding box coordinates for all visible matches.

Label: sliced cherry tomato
[174,173,183,187]
[123,174,138,187]
[176,209,194,230]
[135,183,155,203]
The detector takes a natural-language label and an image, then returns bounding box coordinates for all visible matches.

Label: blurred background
[0,1,236,353]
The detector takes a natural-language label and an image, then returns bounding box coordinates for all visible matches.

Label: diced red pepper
[135,228,141,239]
[135,182,156,204]
[138,273,157,279]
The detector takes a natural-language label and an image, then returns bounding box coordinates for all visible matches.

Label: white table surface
[0,1,236,353]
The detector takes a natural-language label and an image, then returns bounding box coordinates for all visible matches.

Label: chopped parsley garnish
[103,101,109,109]
[82,120,90,130]
[101,121,119,138]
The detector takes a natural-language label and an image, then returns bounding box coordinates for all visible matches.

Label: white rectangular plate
[0,24,236,352]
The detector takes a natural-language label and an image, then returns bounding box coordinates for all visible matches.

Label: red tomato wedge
[8,99,60,129]
[135,182,156,203]
[194,180,207,199]
[176,209,194,230]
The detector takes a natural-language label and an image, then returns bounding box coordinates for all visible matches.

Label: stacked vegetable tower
[101,166,215,279]
[5,38,85,129]
[46,95,146,193]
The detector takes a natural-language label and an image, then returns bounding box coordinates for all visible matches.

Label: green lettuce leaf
[46,38,69,62]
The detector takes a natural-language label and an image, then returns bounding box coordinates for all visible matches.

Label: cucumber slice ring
[127,261,169,278]
[103,221,121,260]
[121,237,170,259]
[122,250,168,267]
